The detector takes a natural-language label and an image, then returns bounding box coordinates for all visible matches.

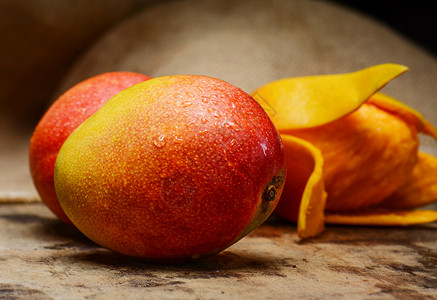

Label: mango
[54,75,286,261]
[288,102,419,212]
[252,64,437,238]
[29,72,151,224]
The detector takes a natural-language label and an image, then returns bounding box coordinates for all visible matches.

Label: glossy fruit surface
[29,72,151,223]
[55,75,286,261]
[252,64,437,238]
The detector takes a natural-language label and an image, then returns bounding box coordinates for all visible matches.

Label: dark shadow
[301,223,437,245]
[67,248,294,279]
[0,203,99,249]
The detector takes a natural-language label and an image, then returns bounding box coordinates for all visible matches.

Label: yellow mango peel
[252,64,437,238]
[252,63,408,130]
[325,209,437,227]
[275,135,326,238]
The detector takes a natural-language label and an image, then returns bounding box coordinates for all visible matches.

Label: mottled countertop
[1,202,436,299]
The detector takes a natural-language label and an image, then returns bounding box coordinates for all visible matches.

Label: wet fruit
[29,72,151,223]
[54,75,286,261]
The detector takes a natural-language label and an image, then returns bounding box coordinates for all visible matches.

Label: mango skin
[29,72,151,224]
[55,75,286,261]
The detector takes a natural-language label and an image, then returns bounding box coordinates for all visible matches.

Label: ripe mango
[54,75,286,261]
[252,64,437,238]
[29,72,151,224]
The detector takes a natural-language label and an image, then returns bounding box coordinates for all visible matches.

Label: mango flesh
[284,103,419,212]
[29,72,151,224]
[380,151,437,209]
[54,75,286,261]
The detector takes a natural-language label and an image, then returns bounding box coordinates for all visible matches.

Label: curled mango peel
[252,64,408,130]
[276,135,326,238]
[325,209,437,227]
[252,64,437,238]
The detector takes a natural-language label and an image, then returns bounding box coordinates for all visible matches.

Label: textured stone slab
[1,202,436,299]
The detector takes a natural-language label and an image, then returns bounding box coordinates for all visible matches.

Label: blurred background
[1,0,436,200]
[332,1,436,57]
[1,0,435,131]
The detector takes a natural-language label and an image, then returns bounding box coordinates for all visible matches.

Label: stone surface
[0,202,436,299]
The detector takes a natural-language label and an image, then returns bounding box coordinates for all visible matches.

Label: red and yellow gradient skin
[29,72,151,224]
[54,75,286,261]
